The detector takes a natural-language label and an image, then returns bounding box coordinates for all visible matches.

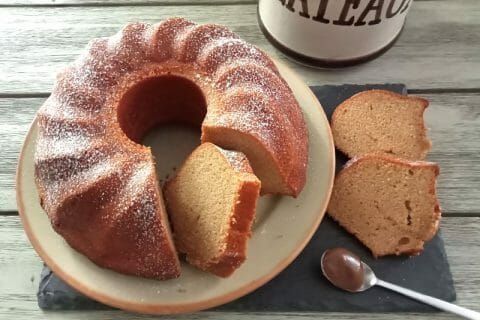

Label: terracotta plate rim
[16,60,335,314]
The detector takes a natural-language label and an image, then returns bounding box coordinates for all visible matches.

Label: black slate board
[37,84,456,312]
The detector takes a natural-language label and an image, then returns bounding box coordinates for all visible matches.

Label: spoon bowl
[320,250,376,292]
[320,248,367,293]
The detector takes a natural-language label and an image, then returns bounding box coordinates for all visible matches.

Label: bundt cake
[327,155,441,257]
[34,17,308,279]
[331,90,431,160]
[164,143,261,277]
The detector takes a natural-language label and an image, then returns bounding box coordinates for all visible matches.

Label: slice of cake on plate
[164,143,261,277]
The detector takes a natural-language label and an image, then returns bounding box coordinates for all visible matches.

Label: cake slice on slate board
[164,143,261,277]
[328,155,441,257]
[331,90,431,160]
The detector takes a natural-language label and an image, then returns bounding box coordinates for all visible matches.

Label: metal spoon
[321,248,480,320]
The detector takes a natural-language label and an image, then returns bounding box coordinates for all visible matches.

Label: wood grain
[1,93,479,214]
[0,98,37,212]
[0,215,478,319]
[0,0,448,6]
[1,0,256,5]
[0,0,479,94]
[423,93,480,215]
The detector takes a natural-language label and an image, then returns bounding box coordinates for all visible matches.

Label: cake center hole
[117,75,207,143]
[117,75,207,184]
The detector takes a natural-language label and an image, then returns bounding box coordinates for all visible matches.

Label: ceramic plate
[16,61,335,314]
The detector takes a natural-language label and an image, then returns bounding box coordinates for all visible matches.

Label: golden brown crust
[40,160,181,280]
[331,89,431,160]
[204,178,261,277]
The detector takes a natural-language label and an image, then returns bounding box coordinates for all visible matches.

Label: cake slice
[327,154,441,257]
[331,90,431,160]
[164,142,261,277]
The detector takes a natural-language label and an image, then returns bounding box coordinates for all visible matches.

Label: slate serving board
[37,84,456,312]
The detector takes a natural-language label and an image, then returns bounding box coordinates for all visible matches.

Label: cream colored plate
[16,61,335,314]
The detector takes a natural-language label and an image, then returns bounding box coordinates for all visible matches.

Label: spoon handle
[376,279,480,320]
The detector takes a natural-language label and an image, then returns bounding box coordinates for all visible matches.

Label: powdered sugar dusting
[151,17,195,62]
[199,37,246,60]
[124,163,152,194]
[107,163,152,218]
[41,159,115,209]
[37,135,91,159]
[97,162,158,234]
[215,146,249,172]
[38,112,105,138]
[36,144,110,183]
[174,23,239,62]
[198,37,274,73]
[68,38,119,89]
[35,17,307,278]
[214,62,281,95]
[211,110,274,138]
[106,22,150,70]
[131,193,158,247]
[210,60,307,175]
[104,162,179,277]
[213,59,307,179]
[206,88,279,144]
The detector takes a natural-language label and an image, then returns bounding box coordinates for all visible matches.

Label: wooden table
[1,0,479,319]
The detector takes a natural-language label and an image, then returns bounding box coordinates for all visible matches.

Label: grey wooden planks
[1,216,478,319]
[2,0,256,5]
[0,1,479,93]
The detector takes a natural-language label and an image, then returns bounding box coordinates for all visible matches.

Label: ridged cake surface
[34,17,308,279]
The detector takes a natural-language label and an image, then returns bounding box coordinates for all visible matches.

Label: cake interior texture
[332,90,431,160]
[164,143,260,277]
[328,155,441,257]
